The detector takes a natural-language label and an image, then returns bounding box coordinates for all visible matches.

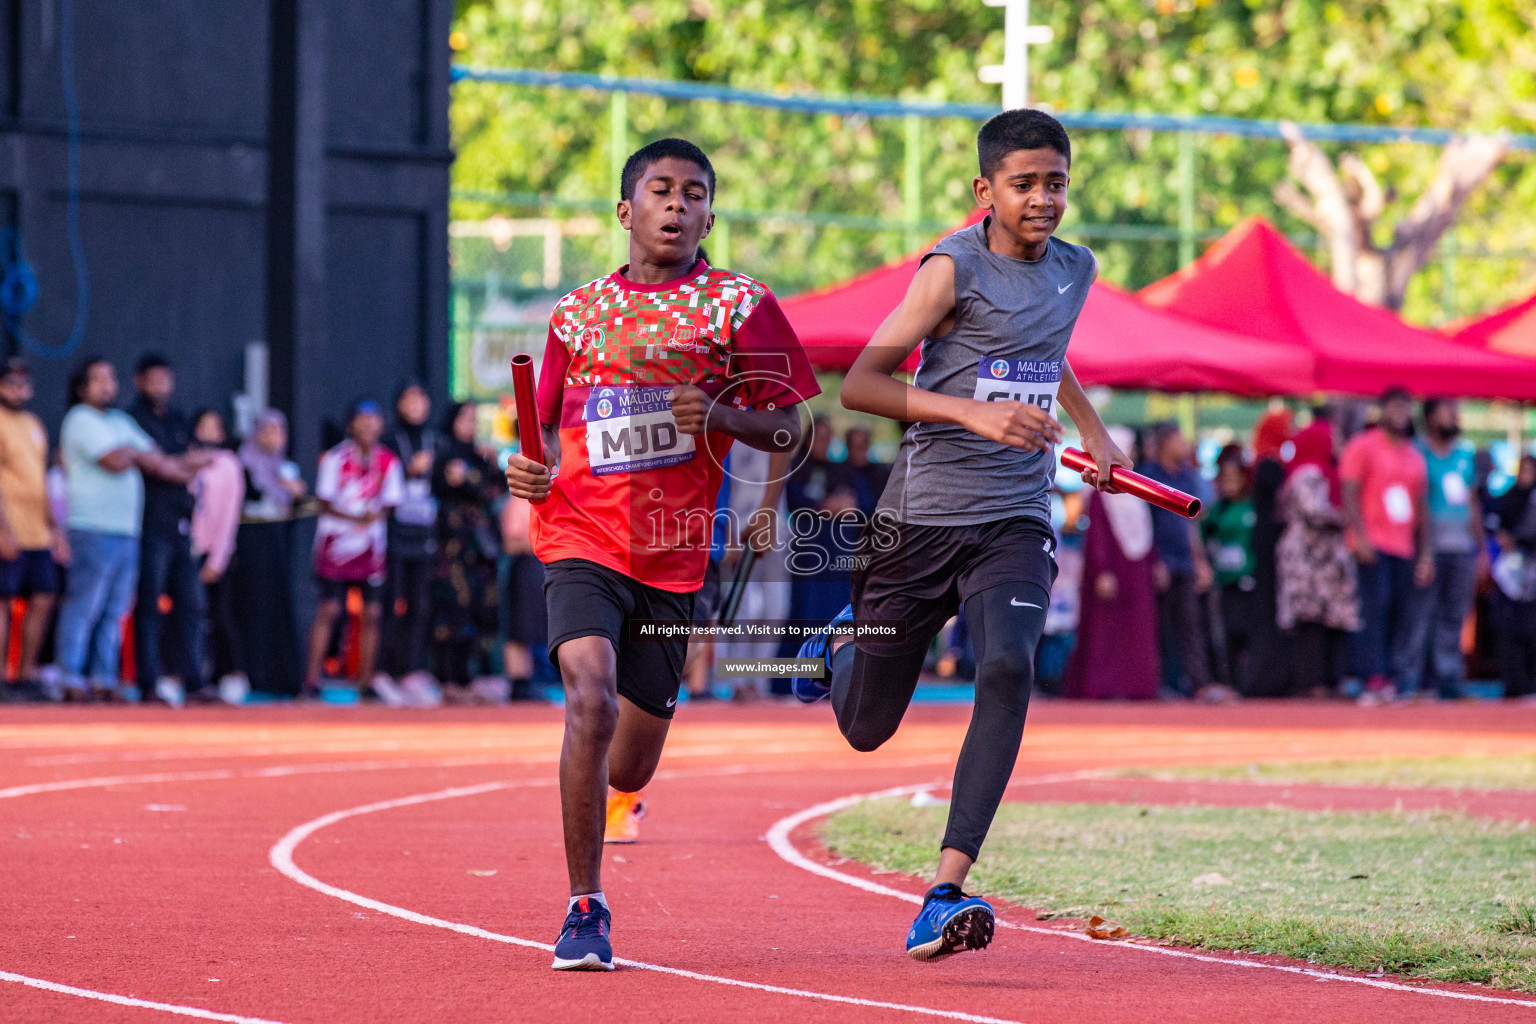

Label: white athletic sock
[569,892,608,912]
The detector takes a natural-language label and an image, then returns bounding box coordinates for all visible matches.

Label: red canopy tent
[780,218,1317,395]
[1138,217,1536,400]
[1449,290,1536,360]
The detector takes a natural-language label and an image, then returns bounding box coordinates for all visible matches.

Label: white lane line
[18,737,857,768]
[0,748,954,1023]
[269,774,1034,1024]
[0,750,957,804]
[0,755,560,801]
[764,782,1536,1010]
[0,969,295,1024]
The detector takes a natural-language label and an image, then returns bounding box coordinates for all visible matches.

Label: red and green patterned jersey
[531,259,820,592]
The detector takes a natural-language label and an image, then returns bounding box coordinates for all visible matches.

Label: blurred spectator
[839,426,890,517]
[713,445,793,699]
[1409,398,1483,700]
[430,401,502,702]
[786,416,833,512]
[1036,490,1084,695]
[189,409,246,703]
[1065,427,1159,700]
[385,382,441,697]
[304,401,405,702]
[54,357,199,699]
[500,487,547,702]
[0,358,67,697]
[1277,413,1359,695]
[1203,445,1258,695]
[130,354,215,705]
[1244,408,1292,696]
[1492,454,1536,700]
[786,418,856,628]
[1139,422,1215,698]
[1341,387,1431,704]
[235,410,305,696]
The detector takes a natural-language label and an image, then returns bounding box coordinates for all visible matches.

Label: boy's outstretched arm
[840,256,1061,452]
[1059,256,1131,490]
[1056,360,1132,492]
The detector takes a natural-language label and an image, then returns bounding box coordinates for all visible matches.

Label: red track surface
[2,700,1534,1023]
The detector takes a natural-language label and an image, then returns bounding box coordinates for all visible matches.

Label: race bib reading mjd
[973,357,1064,415]
[585,387,696,476]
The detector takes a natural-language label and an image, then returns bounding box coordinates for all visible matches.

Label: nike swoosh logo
[1057,283,1072,294]
[1010,599,1043,609]
[666,696,677,707]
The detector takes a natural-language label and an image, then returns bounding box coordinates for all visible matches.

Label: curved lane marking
[0,969,295,1024]
[0,752,951,1023]
[269,774,1034,1024]
[764,781,1536,1010]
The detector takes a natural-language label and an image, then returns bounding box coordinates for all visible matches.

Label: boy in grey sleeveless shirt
[795,110,1131,961]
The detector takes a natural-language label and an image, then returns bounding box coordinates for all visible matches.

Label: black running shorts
[851,515,1057,658]
[544,558,695,720]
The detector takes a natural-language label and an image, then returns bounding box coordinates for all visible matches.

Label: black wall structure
[0,0,453,471]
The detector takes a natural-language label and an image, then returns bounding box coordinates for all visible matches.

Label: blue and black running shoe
[792,603,854,703]
[905,883,995,961]
[551,896,615,971]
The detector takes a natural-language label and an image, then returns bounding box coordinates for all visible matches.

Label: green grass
[822,799,1536,991]
[1115,755,1536,790]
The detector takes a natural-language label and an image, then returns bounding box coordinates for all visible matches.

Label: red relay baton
[509,354,546,504]
[1061,447,1201,519]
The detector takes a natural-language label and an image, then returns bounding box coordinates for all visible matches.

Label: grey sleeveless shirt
[876,220,1096,526]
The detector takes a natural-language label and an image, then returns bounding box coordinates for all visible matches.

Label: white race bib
[585,387,696,476]
[1440,471,1469,507]
[1214,544,1248,573]
[1382,484,1414,524]
[973,357,1063,416]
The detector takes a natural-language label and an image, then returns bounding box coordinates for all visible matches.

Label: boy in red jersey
[505,138,819,971]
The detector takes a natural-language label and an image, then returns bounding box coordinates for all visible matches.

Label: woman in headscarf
[1276,409,1360,695]
[385,382,441,695]
[1064,427,1160,700]
[1492,454,1536,699]
[190,409,246,699]
[233,410,306,695]
[430,401,503,701]
[1243,406,1293,696]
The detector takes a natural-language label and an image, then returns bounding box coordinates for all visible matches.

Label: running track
[2,701,1534,1023]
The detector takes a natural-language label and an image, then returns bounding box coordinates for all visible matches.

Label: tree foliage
[451,0,1536,323]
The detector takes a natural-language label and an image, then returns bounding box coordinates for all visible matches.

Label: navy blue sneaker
[793,603,854,703]
[551,896,615,971]
[905,883,995,961]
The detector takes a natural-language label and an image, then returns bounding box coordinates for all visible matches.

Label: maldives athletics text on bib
[974,357,1063,416]
[585,386,696,476]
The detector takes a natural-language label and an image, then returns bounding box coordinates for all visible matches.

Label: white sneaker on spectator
[399,671,442,709]
[218,673,251,706]
[369,673,409,708]
[155,677,186,709]
[470,676,512,705]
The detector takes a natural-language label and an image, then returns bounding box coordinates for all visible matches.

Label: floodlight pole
[979,0,1052,109]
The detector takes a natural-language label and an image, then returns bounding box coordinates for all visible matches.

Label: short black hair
[68,355,112,406]
[135,352,172,375]
[1422,396,1455,420]
[346,398,384,426]
[620,138,715,202]
[977,109,1071,178]
[1380,385,1413,406]
[1151,419,1183,448]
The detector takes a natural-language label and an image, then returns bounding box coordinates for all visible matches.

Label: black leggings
[386,554,434,676]
[831,580,1048,861]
